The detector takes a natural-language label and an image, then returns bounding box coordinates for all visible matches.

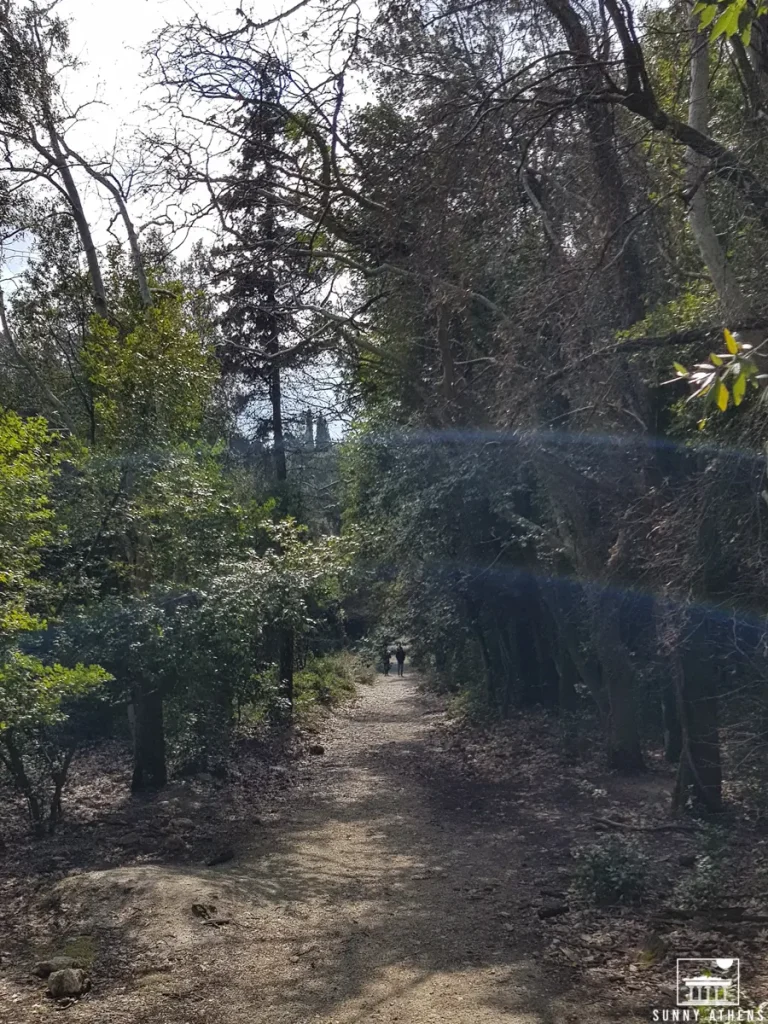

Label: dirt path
[4,674,584,1024]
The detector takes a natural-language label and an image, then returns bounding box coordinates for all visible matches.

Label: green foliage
[55,519,354,772]
[82,293,217,450]
[0,408,63,635]
[572,836,650,906]
[294,651,371,712]
[668,329,766,424]
[0,650,110,833]
[672,829,729,910]
[693,0,763,44]
[618,290,719,343]
[0,650,109,731]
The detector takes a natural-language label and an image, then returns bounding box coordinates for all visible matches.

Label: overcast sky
[62,0,228,139]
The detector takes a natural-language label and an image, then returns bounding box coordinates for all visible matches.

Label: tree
[0,408,109,831]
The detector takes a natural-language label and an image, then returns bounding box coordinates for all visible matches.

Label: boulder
[47,968,88,1000]
[172,817,195,831]
[118,832,143,847]
[162,834,187,854]
[308,744,325,755]
[206,848,234,867]
[34,957,78,978]
[538,902,570,920]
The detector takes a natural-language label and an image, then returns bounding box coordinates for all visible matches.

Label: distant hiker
[395,644,406,676]
[383,650,392,675]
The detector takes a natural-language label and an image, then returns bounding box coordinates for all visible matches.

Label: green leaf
[710,352,723,367]
[724,328,739,355]
[698,418,708,430]
[698,3,719,27]
[741,20,753,45]
[733,370,747,405]
[673,362,689,375]
[714,379,729,411]
[711,3,743,39]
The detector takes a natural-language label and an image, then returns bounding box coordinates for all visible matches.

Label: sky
[62,0,235,137]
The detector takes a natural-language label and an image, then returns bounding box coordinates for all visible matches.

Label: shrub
[294,652,371,713]
[672,828,728,910]
[572,836,649,905]
[0,651,110,833]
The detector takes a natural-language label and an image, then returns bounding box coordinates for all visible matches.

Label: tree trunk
[270,363,287,483]
[497,616,520,717]
[62,140,153,308]
[686,14,751,320]
[543,583,607,718]
[279,628,294,714]
[1,732,43,832]
[46,130,109,320]
[672,619,723,813]
[662,677,683,763]
[590,590,645,772]
[553,642,580,713]
[130,686,167,792]
[545,0,646,325]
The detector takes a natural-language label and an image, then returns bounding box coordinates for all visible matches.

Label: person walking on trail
[383,650,392,676]
[395,644,406,677]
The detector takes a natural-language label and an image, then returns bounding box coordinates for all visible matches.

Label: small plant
[572,836,650,905]
[672,827,728,910]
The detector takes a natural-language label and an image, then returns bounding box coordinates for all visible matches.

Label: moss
[57,934,97,968]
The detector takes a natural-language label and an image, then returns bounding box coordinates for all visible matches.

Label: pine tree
[213,60,320,483]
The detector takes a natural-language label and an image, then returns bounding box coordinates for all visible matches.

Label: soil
[1,672,767,1023]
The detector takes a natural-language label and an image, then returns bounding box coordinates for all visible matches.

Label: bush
[672,828,728,910]
[294,652,372,713]
[572,836,649,905]
[0,651,111,833]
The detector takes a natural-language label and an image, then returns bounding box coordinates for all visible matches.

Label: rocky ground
[2,672,768,1023]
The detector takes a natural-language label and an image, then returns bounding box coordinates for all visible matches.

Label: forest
[2,0,768,1018]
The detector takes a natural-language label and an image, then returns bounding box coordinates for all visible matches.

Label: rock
[47,968,88,1000]
[162,834,187,854]
[679,853,696,868]
[118,832,144,847]
[207,848,234,867]
[172,818,195,831]
[309,744,325,755]
[34,957,78,978]
[538,903,570,920]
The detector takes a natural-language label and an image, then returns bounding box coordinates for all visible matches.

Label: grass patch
[35,933,98,968]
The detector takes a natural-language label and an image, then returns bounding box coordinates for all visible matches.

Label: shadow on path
[12,675,593,1024]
